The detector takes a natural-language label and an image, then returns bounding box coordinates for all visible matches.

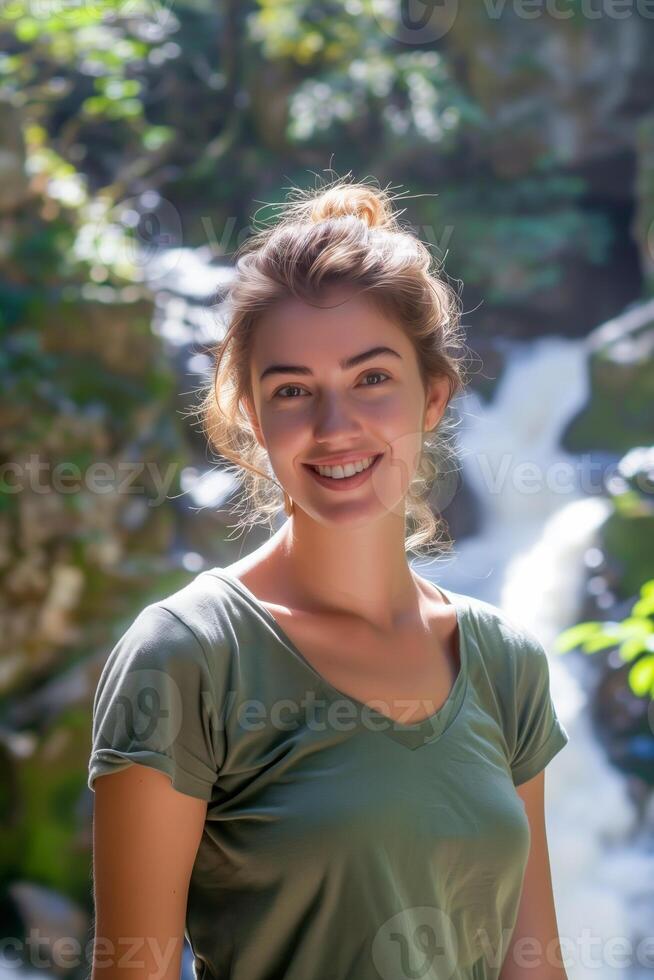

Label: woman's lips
[302,453,383,491]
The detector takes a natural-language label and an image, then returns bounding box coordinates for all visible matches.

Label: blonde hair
[192,175,471,558]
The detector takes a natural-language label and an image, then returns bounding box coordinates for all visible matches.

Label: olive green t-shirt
[88,566,569,980]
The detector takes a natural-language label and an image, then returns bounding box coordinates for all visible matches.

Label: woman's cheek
[363,394,420,440]
[261,403,309,441]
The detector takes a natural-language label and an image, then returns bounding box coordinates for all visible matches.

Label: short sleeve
[509,633,569,787]
[88,603,221,801]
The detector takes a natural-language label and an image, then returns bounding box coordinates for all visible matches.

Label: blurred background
[1,1,654,978]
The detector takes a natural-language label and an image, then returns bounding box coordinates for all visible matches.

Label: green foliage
[17,708,98,902]
[249,0,482,149]
[250,0,361,64]
[0,0,179,214]
[1,0,163,128]
[416,166,613,303]
[288,50,480,147]
[555,580,654,700]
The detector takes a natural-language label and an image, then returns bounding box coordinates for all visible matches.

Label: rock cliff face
[430,8,654,337]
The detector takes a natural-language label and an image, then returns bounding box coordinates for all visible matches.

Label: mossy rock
[562,314,654,454]
[10,707,93,905]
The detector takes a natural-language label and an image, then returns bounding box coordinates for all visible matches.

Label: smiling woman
[243,281,460,531]
[89,174,570,980]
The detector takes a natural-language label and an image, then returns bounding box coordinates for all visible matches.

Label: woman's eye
[273,384,307,399]
[273,372,389,399]
[359,371,390,387]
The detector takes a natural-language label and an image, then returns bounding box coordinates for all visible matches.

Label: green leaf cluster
[555,581,654,699]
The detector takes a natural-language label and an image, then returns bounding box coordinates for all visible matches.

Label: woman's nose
[311,395,364,440]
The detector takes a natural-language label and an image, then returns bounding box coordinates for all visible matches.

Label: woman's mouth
[302,453,384,491]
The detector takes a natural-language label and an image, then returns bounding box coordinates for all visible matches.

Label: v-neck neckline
[205,567,471,751]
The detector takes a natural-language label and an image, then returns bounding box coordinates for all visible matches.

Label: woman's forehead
[252,291,404,357]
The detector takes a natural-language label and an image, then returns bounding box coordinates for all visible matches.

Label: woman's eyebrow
[259,345,402,381]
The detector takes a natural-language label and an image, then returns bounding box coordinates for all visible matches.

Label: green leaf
[620,637,650,662]
[81,96,109,116]
[554,621,603,652]
[15,18,40,42]
[628,656,654,698]
[619,616,653,638]
[142,126,174,151]
[584,632,623,653]
[633,594,654,617]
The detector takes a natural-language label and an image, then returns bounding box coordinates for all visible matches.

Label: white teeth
[313,455,377,479]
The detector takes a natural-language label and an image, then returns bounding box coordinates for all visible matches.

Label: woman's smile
[302,452,384,491]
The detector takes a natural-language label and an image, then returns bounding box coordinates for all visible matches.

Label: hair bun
[309,185,394,230]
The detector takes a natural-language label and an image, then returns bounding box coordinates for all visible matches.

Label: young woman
[88,180,570,980]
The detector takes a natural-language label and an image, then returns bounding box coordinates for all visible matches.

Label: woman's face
[245,285,450,528]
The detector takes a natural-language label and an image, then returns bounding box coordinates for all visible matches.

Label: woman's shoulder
[454,591,561,736]
[452,588,549,669]
[92,569,245,719]
[106,568,250,677]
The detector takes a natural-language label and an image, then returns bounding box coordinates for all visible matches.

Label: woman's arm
[91,763,207,980]
[500,770,569,980]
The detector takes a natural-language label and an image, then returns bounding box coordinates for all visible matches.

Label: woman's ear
[423,377,450,432]
[242,396,266,450]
